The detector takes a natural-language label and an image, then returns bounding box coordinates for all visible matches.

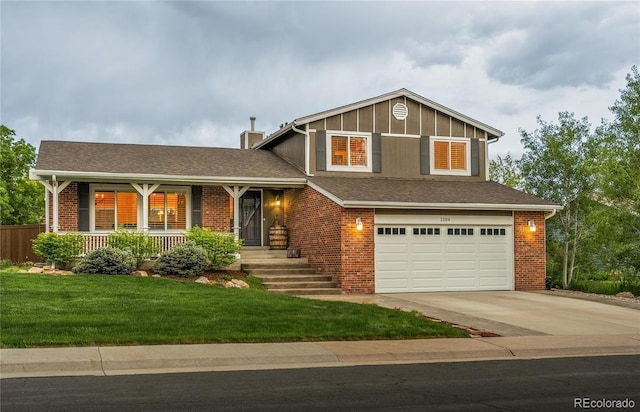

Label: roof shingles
[35,141,305,179]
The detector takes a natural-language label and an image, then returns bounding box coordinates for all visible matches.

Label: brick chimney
[240,116,266,149]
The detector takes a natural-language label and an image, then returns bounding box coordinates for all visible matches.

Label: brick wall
[514,211,546,290]
[339,208,375,293]
[285,186,375,294]
[48,182,78,232]
[285,186,342,277]
[202,186,231,231]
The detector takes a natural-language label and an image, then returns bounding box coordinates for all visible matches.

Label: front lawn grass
[0,273,467,348]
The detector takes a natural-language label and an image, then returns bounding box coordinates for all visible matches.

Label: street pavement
[1,291,639,378]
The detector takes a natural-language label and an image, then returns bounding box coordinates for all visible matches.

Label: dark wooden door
[240,191,262,246]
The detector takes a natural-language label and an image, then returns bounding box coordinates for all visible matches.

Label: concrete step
[255,274,334,283]
[246,267,318,275]
[242,261,310,269]
[263,281,338,290]
[240,250,288,259]
[270,288,343,296]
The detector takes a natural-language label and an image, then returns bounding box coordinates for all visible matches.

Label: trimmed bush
[32,232,84,268]
[73,247,136,275]
[184,226,242,270]
[107,229,161,268]
[153,243,208,278]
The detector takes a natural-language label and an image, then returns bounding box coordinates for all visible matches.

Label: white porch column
[131,183,160,232]
[39,177,70,233]
[222,185,250,240]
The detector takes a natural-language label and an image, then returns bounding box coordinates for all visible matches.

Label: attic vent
[392,103,408,120]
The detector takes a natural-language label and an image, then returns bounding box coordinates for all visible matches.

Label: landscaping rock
[151,274,161,278]
[27,267,44,273]
[224,281,241,289]
[616,291,635,298]
[231,279,249,289]
[132,271,149,277]
[195,276,210,285]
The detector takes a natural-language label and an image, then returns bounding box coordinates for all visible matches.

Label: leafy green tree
[589,66,640,274]
[519,112,594,288]
[0,126,44,225]
[489,153,522,189]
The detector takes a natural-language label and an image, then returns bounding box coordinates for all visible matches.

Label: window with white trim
[430,137,471,176]
[149,191,188,231]
[327,132,372,172]
[91,185,190,232]
[93,189,140,231]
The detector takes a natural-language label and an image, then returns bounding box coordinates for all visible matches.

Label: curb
[2,335,639,379]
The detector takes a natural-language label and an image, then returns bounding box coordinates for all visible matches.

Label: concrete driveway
[375,291,640,337]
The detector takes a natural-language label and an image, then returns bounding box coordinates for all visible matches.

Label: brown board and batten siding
[308,96,488,180]
[270,132,306,172]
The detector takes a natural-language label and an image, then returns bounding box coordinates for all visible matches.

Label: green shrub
[620,273,640,296]
[32,232,84,268]
[0,259,12,270]
[107,229,161,268]
[153,243,208,278]
[184,226,242,270]
[569,280,620,295]
[582,271,611,281]
[73,247,136,275]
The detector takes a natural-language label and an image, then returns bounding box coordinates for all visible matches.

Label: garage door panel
[411,243,443,253]
[375,220,513,293]
[478,276,510,288]
[445,243,476,254]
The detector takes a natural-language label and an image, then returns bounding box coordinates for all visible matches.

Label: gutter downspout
[291,123,311,175]
[544,208,558,220]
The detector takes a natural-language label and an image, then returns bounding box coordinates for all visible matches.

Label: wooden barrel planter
[269,225,288,250]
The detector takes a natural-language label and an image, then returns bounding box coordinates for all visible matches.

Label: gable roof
[31,141,306,186]
[308,176,558,211]
[256,88,505,149]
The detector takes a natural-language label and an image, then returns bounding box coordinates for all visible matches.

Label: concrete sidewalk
[2,334,639,378]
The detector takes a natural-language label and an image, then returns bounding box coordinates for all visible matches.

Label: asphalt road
[2,355,639,412]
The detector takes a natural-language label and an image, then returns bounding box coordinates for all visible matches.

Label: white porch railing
[80,233,186,254]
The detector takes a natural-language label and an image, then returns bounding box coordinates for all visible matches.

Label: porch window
[149,192,187,231]
[431,137,471,176]
[328,132,371,172]
[94,191,138,230]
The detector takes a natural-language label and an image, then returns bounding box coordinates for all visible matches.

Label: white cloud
[1,1,636,159]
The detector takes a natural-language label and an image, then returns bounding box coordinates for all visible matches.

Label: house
[30,89,558,294]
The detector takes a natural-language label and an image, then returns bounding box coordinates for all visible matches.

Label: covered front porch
[30,175,304,253]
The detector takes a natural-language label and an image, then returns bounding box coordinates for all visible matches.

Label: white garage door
[375,214,514,293]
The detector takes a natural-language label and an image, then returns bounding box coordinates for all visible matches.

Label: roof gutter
[341,200,560,212]
[29,169,307,187]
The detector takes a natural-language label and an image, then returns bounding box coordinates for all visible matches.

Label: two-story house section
[31,89,558,294]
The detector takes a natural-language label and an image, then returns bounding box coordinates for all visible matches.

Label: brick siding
[202,186,231,231]
[285,186,375,293]
[48,182,78,232]
[513,211,546,290]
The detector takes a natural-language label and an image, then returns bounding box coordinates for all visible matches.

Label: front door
[240,191,262,246]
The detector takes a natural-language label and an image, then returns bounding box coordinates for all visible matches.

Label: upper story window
[328,132,372,172]
[430,137,471,176]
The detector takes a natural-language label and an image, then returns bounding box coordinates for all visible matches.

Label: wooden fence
[0,224,46,263]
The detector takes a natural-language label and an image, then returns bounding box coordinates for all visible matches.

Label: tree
[489,153,522,189]
[0,126,44,225]
[519,113,593,288]
[589,66,640,274]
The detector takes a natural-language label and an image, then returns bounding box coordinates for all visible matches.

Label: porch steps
[240,247,341,296]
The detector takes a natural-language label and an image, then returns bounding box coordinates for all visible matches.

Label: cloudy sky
[2,1,638,158]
